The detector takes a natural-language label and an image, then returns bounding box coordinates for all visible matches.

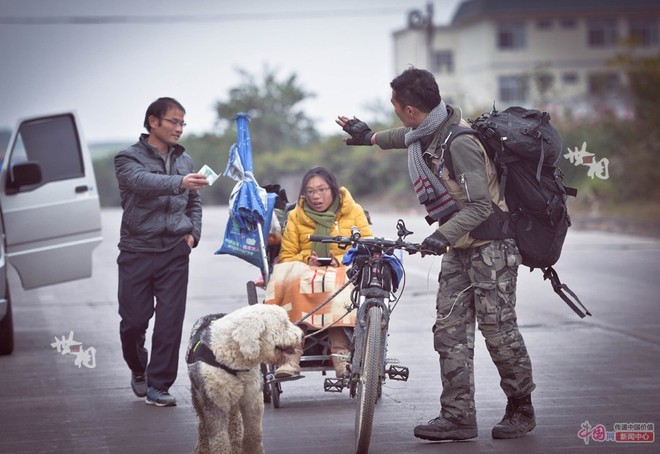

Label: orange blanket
[264,261,356,329]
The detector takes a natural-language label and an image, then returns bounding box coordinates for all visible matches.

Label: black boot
[492,395,536,439]
[414,415,478,441]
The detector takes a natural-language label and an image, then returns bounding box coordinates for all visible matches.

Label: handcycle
[308,219,439,454]
[246,216,439,453]
[244,185,351,409]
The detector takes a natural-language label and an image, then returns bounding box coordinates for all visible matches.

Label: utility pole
[407,2,435,69]
[425,2,435,70]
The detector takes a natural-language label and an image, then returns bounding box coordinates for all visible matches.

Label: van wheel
[0,287,14,355]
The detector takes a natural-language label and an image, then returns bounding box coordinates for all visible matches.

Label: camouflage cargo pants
[433,238,535,422]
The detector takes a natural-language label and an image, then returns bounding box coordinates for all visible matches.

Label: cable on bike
[301,307,353,341]
[387,253,406,312]
[294,279,351,327]
[437,284,473,321]
[293,278,356,341]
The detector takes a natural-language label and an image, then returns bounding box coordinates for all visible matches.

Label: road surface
[1,206,658,453]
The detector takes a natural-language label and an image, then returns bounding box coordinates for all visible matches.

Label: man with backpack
[336,67,536,441]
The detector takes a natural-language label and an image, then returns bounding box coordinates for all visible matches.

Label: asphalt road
[1,206,658,453]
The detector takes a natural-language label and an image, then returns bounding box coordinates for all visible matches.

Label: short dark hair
[143,97,186,132]
[299,166,339,201]
[390,68,441,113]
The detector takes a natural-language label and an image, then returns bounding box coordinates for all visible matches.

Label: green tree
[612,52,660,201]
[615,52,660,124]
[214,67,320,154]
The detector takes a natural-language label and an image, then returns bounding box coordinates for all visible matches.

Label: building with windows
[393,0,660,118]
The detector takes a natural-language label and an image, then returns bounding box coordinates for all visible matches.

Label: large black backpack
[446,106,590,318]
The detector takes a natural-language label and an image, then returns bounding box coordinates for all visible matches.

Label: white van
[0,112,102,355]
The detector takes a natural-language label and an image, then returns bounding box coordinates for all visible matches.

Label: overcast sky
[0,0,461,143]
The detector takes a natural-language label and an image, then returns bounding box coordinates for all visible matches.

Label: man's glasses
[161,117,187,127]
[304,186,330,197]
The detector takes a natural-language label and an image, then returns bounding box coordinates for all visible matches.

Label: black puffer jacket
[115,134,202,252]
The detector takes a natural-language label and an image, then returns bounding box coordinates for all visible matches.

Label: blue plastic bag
[216,192,277,272]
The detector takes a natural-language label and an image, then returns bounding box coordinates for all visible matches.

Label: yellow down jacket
[279,187,373,264]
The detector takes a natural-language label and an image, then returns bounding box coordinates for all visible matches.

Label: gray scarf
[406,101,458,223]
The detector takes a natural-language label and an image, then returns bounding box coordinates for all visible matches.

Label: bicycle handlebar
[309,233,440,257]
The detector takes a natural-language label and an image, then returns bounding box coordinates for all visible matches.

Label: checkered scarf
[406,102,458,223]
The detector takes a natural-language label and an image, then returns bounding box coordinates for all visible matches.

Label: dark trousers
[117,241,191,391]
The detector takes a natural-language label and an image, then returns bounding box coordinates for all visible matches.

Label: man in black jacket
[114,97,207,407]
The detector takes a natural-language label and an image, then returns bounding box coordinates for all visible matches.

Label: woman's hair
[143,97,186,132]
[299,166,339,201]
[390,67,441,113]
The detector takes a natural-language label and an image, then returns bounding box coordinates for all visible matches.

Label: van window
[10,114,84,184]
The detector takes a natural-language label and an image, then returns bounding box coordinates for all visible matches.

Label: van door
[0,112,102,289]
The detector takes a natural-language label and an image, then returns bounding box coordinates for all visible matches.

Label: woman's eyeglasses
[304,186,330,197]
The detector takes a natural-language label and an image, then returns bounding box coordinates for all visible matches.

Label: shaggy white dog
[187,304,303,454]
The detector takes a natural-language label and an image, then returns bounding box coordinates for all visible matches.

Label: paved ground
[0,207,658,453]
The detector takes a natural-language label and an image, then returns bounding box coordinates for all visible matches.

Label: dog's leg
[239,374,265,454]
[190,371,211,454]
[205,402,233,454]
[205,381,237,454]
[192,367,235,454]
[228,404,244,453]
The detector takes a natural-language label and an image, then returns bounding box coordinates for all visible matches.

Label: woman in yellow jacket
[267,166,372,379]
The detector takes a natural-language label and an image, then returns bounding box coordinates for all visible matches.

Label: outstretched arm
[336,116,376,145]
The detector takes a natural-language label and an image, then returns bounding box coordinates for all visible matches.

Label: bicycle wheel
[246,281,259,305]
[269,364,282,408]
[261,363,271,403]
[355,305,383,453]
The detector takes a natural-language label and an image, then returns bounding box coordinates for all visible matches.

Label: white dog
[187,304,303,454]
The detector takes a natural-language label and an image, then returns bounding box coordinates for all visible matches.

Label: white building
[393,0,660,118]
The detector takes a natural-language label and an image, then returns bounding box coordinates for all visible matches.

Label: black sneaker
[130,372,147,398]
[414,415,478,441]
[145,387,177,407]
[492,395,536,439]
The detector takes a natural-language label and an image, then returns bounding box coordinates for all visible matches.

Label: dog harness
[186,314,249,376]
[188,341,249,375]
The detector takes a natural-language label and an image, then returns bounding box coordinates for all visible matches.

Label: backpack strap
[446,124,518,203]
[564,186,578,197]
[418,125,473,225]
[443,126,515,240]
[470,202,514,240]
[442,125,480,181]
[542,266,591,318]
[490,142,520,204]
